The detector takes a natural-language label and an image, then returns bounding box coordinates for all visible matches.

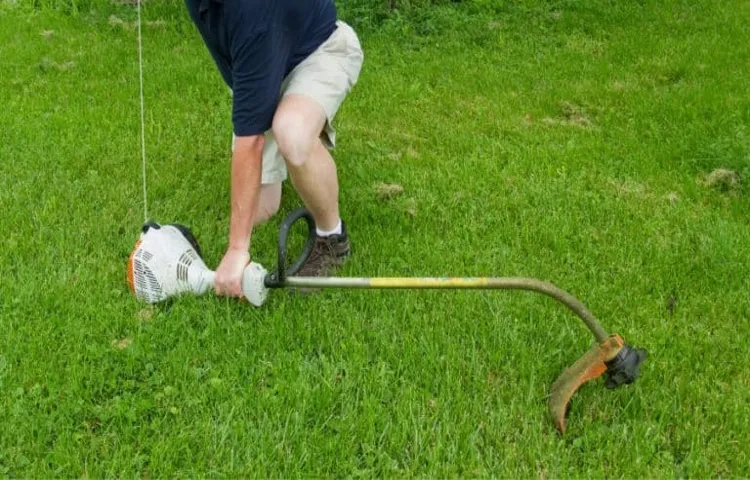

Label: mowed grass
[1,0,749,476]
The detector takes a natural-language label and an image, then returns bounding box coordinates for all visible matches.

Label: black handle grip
[265,208,316,288]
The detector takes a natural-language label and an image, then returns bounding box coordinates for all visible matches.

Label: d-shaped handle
[265,208,317,288]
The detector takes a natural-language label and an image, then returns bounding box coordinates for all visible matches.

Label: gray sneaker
[296,222,351,278]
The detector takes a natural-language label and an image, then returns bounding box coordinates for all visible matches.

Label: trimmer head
[548,335,647,433]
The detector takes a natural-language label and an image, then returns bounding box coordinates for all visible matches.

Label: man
[185,0,364,298]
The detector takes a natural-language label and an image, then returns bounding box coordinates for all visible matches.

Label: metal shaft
[284,276,610,343]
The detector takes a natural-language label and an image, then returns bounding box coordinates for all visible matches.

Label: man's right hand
[214,247,250,297]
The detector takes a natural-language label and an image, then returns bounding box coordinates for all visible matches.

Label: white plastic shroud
[129,224,267,306]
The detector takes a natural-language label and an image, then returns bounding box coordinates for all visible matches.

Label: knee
[272,111,317,167]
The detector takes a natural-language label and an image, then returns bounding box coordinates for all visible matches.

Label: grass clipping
[374,182,404,200]
[700,168,741,192]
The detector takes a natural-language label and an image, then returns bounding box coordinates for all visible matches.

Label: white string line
[137,0,148,222]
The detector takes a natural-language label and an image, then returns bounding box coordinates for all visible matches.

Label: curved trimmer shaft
[280,275,645,433]
[282,276,609,343]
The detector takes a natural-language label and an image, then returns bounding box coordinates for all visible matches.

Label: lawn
[1,0,749,476]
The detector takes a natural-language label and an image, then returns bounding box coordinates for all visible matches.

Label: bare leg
[272,94,340,231]
[253,182,282,226]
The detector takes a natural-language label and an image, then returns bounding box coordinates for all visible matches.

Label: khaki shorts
[232,21,364,184]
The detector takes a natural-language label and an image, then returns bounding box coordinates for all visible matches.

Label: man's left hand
[214,247,250,297]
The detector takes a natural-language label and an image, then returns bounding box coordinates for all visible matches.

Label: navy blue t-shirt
[185,0,337,136]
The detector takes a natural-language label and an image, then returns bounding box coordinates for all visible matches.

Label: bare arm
[228,134,264,250]
[214,134,265,297]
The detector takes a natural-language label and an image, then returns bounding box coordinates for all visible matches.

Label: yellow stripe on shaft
[369,277,490,288]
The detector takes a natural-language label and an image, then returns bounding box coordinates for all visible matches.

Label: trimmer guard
[549,334,646,433]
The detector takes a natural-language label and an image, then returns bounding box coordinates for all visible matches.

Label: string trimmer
[127,208,646,433]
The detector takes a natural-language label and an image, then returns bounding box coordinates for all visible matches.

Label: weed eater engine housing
[127,209,646,434]
[127,222,267,306]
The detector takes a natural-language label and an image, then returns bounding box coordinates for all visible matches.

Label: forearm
[228,135,264,251]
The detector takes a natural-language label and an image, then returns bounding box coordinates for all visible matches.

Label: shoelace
[303,238,337,272]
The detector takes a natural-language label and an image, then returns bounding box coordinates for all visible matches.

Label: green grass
[2,0,750,476]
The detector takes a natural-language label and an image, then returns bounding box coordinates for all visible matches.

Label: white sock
[316,219,342,237]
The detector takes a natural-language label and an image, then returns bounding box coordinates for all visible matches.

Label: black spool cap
[604,345,647,389]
